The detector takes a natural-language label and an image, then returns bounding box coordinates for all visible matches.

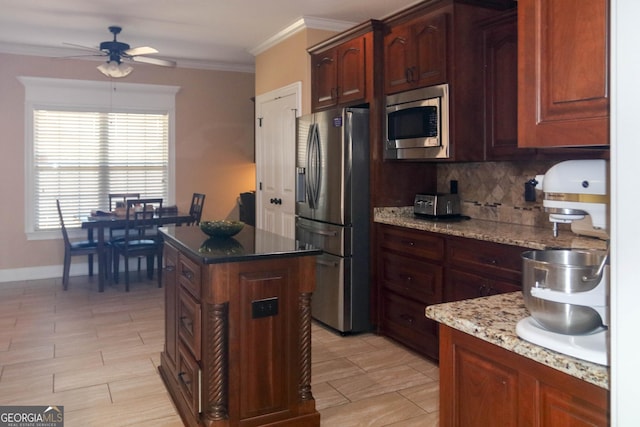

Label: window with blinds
[34,109,169,231]
[20,77,179,239]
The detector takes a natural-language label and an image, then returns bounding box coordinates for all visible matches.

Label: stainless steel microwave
[384,84,449,160]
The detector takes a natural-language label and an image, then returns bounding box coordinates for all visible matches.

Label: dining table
[81,210,194,292]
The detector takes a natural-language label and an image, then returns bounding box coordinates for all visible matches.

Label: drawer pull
[400,314,414,325]
[182,269,194,280]
[165,265,175,272]
[178,372,191,386]
[180,316,193,330]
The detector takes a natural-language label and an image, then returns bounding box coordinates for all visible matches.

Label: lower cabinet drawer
[380,290,439,361]
[178,286,201,360]
[380,251,443,305]
[177,344,200,420]
[445,268,521,302]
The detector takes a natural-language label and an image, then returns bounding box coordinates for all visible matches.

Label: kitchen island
[426,293,609,426]
[158,225,321,427]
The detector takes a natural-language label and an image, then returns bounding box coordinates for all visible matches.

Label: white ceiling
[0,0,424,73]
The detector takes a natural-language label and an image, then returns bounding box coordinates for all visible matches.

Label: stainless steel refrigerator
[295,107,371,334]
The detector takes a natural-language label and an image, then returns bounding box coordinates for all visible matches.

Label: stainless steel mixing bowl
[521,249,607,335]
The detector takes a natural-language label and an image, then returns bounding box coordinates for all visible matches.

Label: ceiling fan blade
[124,46,158,56]
[131,56,176,67]
[62,42,103,54]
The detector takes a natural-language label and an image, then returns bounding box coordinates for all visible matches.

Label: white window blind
[20,77,179,239]
[34,109,169,231]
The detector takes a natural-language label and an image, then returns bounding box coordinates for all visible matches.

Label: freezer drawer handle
[298,224,337,237]
[317,259,339,268]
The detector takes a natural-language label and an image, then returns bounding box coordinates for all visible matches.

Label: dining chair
[111,198,164,291]
[56,199,102,290]
[108,193,141,211]
[189,193,206,225]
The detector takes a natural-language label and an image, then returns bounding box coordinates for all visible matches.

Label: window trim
[20,77,180,240]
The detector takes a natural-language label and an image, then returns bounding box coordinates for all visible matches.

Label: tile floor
[0,274,440,426]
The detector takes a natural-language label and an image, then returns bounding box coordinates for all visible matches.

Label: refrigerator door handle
[306,123,321,209]
[295,167,306,203]
[297,223,338,237]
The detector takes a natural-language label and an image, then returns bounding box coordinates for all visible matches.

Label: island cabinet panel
[159,240,320,427]
[163,243,179,371]
[518,0,609,148]
[384,12,448,94]
[439,325,609,427]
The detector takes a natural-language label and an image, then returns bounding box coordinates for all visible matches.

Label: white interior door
[255,82,301,239]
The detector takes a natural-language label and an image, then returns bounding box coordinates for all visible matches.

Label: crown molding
[249,16,356,57]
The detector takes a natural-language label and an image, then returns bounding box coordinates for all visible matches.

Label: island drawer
[176,343,201,420]
[178,253,201,298]
[178,285,201,360]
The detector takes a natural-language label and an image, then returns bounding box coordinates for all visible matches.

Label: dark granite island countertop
[159,224,321,263]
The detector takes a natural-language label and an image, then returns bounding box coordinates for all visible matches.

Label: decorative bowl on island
[200,220,244,237]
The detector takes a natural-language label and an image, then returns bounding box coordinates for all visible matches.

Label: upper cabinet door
[336,36,367,105]
[311,33,369,111]
[384,13,448,94]
[518,0,609,147]
[311,49,339,110]
[412,13,448,88]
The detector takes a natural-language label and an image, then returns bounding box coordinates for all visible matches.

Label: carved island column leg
[202,302,229,425]
[298,292,313,403]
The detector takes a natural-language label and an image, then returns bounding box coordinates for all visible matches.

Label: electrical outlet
[252,297,279,319]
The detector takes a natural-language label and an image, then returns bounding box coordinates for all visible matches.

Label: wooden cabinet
[439,325,609,426]
[311,37,365,110]
[445,237,524,301]
[377,224,444,360]
[518,0,609,148]
[383,2,504,161]
[384,12,448,94]
[159,240,320,427]
[310,21,381,111]
[481,10,535,160]
[375,223,525,360]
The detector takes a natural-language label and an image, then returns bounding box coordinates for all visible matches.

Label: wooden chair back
[189,193,206,225]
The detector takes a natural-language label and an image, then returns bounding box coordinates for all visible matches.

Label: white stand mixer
[517,160,610,366]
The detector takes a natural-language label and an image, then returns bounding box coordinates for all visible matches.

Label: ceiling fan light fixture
[97,60,133,78]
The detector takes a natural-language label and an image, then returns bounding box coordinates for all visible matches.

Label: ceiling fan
[65,26,176,78]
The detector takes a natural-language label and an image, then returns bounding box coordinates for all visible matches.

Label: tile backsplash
[437,160,561,227]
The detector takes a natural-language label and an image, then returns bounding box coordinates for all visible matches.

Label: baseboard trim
[0,259,155,283]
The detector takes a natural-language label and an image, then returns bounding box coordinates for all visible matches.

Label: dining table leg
[96,225,106,292]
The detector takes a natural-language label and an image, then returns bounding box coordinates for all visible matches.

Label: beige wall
[255,28,337,115]
[0,53,255,277]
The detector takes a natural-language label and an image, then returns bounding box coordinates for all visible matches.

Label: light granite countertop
[425,292,609,389]
[374,206,607,251]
